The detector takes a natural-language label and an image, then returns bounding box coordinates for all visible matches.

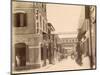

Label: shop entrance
[15,43,26,67]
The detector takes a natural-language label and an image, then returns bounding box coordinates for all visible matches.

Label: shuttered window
[14,13,27,27]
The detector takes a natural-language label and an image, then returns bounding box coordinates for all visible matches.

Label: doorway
[15,43,26,67]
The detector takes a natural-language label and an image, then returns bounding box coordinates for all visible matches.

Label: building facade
[77,5,96,68]
[61,38,78,57]
[47,23,61,64]
[12,1,49,70]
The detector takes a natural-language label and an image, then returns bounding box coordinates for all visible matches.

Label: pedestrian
[76,42,83,66]
[16,55,20,67]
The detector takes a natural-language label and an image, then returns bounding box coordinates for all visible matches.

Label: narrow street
[12,1,96,74]
[44,56,90,71]
[13,55,90,74]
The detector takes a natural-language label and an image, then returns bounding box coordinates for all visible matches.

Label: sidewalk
[12,63,54,74]
[12,56,91,74]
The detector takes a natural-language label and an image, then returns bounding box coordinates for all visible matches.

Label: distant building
[61,38,78,56]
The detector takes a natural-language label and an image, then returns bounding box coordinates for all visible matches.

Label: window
[36,9,38,14]
[36,15,38,20]
[44,5,46,12]
[37,22,39,33]
[42,3,44,8]
[40,16,42,28]
[36,9,39,20]
[43,20,45,31]
[14,13,27,27]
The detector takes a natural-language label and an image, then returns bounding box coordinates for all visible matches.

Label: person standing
[76,42,83,66]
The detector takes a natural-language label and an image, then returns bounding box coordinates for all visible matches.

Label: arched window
[14,12,27,27]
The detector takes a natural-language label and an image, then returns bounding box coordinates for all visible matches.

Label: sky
[47,4,84,38]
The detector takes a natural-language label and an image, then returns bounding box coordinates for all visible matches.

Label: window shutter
[14,13,20,27]
[24,13,27,26]
[16,13,20,27]
[14,14,16,27]
[14,13,27,27]
[85,6,90,19]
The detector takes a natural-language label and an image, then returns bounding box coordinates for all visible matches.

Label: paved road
[44,56,90,71]
[13,56,90,74]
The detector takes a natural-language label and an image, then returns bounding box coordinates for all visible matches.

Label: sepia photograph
[11,0,96,74]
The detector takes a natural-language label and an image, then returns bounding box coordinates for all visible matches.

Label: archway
[15,43,26,67]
